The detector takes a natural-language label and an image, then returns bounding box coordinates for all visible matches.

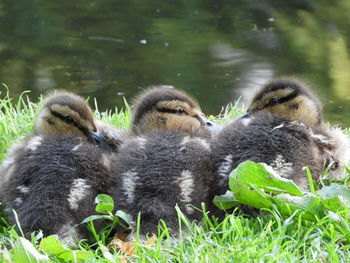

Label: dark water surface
[0,0,349,126]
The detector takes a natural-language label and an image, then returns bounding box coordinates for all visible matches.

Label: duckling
[0,91,124,244]
[110,87,219,237]
[246,78,323,128]
[131,86,220,136]
[208,78,350,215]
[246,78,350,180]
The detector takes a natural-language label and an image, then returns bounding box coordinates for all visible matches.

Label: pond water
[0,0,349,126]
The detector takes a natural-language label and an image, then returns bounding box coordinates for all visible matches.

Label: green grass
[0,91,350,263]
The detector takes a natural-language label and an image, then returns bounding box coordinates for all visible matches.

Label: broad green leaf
[95,194,114,214]
[321,196,349,215]
[273,194,326,221]
[115,210,132,225]
[230,181,273,209]
[39,236,66,255]
[10,237,50,263]
[229,161,304,196]
[317,183,350,203]
[81,214,112,224]
[214,161,350,224]
[215,161,328,222]
[317,184,350,213]
[39,235,93,262]
[213,191,239,210]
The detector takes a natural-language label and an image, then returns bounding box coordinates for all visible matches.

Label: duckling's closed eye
[156,107,187,115]
[49,110,75,125]
[176,108,186,114]
[63,116,75,124]
[267,97,279,106]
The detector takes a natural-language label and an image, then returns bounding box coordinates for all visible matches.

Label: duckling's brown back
[207,111,327,217]
[1,133,113,242]
[110,130,213,236]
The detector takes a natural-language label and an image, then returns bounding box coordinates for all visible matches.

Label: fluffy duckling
[131,86,220,136]
[246,78,323,128]
[0,91,124,244]
[209,78,350,214]
[246,78,350,180]
[110,87,218,237]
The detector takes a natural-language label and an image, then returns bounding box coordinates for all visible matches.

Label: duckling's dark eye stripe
[277,91,299,104]
[50,110,76,125]
[50,110,90,137]
[156,108,187,115]
[265,91,299,107]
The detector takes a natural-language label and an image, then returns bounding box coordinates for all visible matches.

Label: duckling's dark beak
[197,115,222,135]
[241,107,260,118]
[89,131,112,151]
[241,111,252,118]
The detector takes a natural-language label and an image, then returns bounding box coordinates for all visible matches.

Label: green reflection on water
[0,0,349,125]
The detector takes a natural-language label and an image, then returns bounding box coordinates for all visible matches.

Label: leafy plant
[82,194,132,244]
[39,236,93,262]
[214,161,350,222]
[10,237,50,263]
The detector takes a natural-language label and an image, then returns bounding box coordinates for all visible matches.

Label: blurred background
[0,0,349,125]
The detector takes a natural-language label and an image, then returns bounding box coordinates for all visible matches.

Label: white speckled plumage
[67,179,92,211]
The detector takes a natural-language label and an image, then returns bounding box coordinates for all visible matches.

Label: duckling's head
[35,91,107,146]
[246,78,323,127]
[131,87,219,136]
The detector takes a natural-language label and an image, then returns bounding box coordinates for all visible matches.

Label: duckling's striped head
[247,78,322,127]
[131,86,219,136]
[35,91,96,138]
